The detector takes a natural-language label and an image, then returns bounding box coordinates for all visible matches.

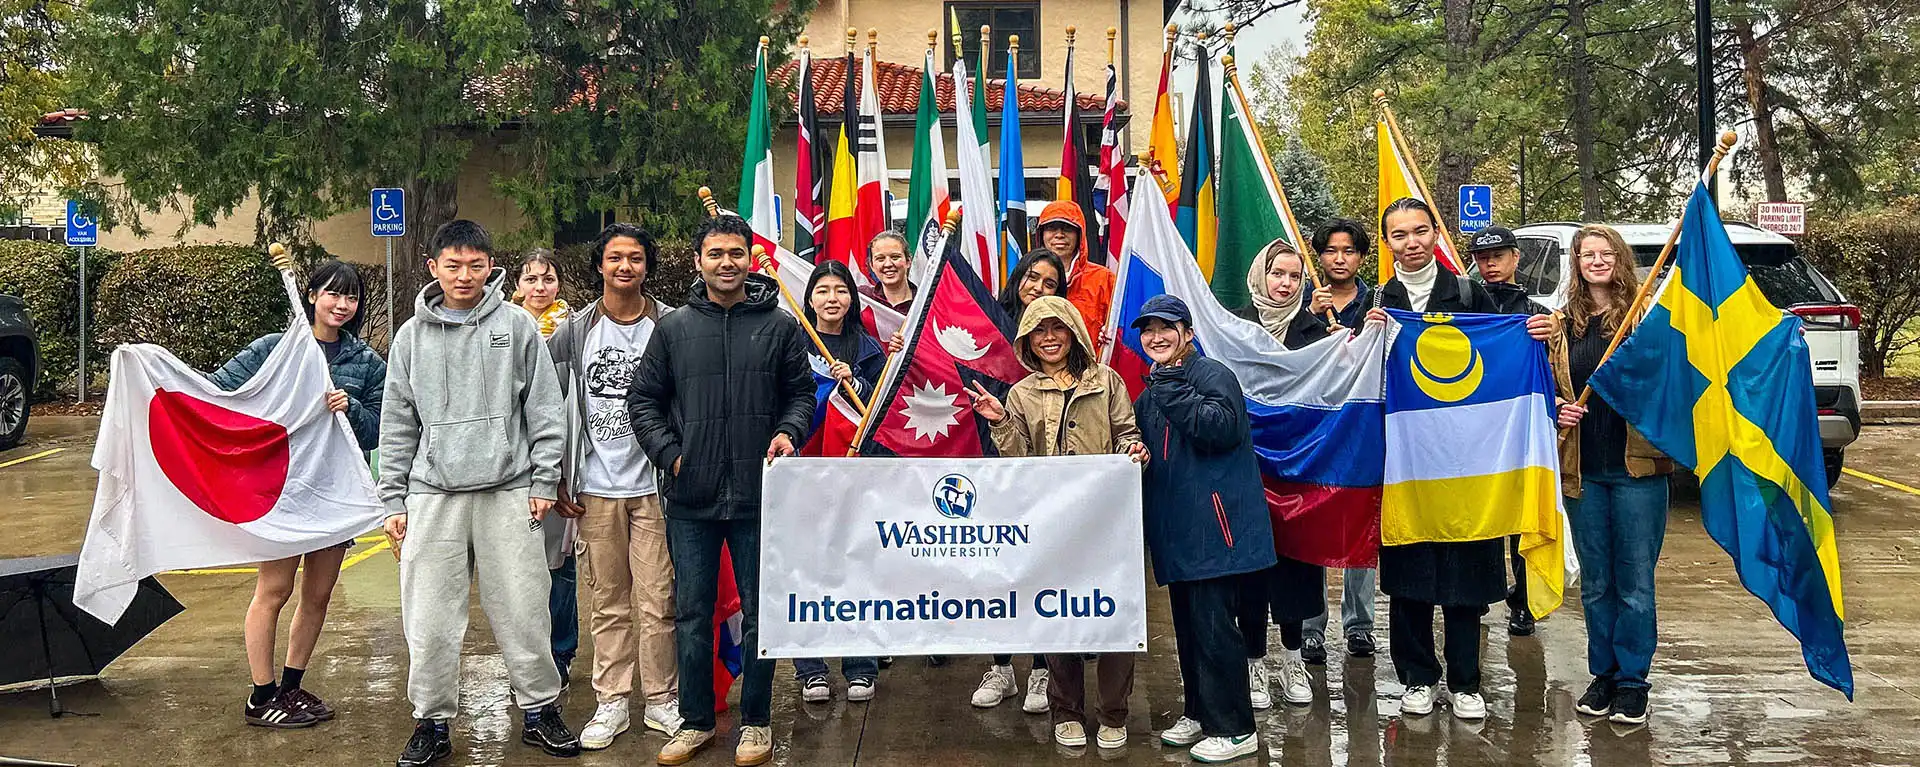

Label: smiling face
[1576,233,1618,287]
[599,236,650,296]
[1265,249,1306,304]
[1319,232,1361,283]
[869,237,909,288]
[1138,317,1193,365]
[808,274,852,327]
[310,286,360,331]
[1041,223,1081,261]
[1384,208,1439,273]
[1027,317,1075,368]
[430,246,493,310]
[1019,260,1062,308]
[697,232,751,297]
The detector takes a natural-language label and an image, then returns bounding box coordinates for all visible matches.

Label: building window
[945,2,1040,80]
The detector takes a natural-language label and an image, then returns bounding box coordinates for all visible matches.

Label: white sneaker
[1248,659,1272,710]
[1159,716,1204,746]
[1096,724,1127,748]
[1451,691,1487,720]
[642,698,684,735]
[1021,668,1051,714]
[1191,734,1259,763]
[1401,685,1436,716]
[579,699,629,750]
[1278,649,1313,705]
[799,674,830,703]
[970,665,1018,708]
[847,677,875,702]
[1053,721,1087,747]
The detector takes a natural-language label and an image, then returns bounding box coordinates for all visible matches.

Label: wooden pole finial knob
[1718,129,1740,149]
[798,34,809,47]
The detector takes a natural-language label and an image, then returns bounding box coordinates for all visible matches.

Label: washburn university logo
[932,474,976,519]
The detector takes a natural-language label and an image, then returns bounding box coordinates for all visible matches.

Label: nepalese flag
[76,272,387,623]
[713,544,744,712]
[856,241,1029,458]
[1106,176,1389,568]
[1383,310,1567,618]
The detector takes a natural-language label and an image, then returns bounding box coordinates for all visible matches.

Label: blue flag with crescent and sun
[1589,183,1852,698]
[1382,310,1566,619]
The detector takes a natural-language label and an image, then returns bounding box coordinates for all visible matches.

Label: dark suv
[0,294,37,450]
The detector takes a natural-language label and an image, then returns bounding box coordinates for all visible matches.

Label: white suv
[1500,222,1861,488]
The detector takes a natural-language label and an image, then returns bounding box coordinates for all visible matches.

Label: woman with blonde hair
[1549,224,1673,727]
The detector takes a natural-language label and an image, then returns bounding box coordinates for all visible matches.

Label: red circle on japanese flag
[149,389,290,524]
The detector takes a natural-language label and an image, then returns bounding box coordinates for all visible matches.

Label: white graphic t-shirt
[577,314,657,497]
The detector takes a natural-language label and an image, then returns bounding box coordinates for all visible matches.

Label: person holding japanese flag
[200,251,384,730]
[380,220,580,765]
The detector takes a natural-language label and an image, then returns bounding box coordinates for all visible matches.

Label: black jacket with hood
[626,274,816,521]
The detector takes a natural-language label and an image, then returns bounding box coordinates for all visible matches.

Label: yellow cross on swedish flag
[1590,184,1852,697]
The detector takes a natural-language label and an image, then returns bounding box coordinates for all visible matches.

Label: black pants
[1388,597,1485,692]
[1235,571,1305,658]
[1170,576,1255,737]
[1506,535,1528,614]
[990,654,1048,669]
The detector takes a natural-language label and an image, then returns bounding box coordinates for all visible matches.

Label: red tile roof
[38,109,86,125]
[773,56,1117,116]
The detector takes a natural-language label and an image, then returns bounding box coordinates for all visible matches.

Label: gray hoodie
[378,279,566,517]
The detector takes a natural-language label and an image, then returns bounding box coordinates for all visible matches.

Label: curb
[1864,401,1920,424]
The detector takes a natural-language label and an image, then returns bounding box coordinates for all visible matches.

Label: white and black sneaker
[396,719,452,766]
[520,704,581,757]
[245,692,319,729]
[801,674,832,703]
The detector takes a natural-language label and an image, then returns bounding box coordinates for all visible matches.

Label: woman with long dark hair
[209,258,384,729]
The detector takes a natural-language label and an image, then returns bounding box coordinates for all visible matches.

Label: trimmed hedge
[0,239,114,397]
[93,245,290,374]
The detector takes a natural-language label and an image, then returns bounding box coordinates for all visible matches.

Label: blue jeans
[1303,567,1378,638]
[793,656,878,682]
[550,555,578,674]
[667,517,773,730]
[1566,468,1670,689]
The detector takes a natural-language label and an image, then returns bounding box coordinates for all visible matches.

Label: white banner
[760,455,1146,658]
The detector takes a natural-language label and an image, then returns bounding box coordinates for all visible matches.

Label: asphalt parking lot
[2,416,1917,766]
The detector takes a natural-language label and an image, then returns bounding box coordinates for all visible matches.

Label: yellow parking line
[171,539,393,576]
[1843,467,1920,497]
[0,447,65,470]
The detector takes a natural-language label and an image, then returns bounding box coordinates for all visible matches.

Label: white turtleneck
[1398,256,1439,312]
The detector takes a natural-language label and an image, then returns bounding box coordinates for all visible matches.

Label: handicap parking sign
[1457,185,1493,234]
[65,200,97,246]
[371,188,406,237]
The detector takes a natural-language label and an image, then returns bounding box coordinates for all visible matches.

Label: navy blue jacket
[209,332,386,451]
[1133,353,1278,585]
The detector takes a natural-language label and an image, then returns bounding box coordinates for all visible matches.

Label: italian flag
[738,38,777,254]
[905,46,952,279]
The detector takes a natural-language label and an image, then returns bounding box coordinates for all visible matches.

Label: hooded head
[1015,295,1096,377]
[1034,200,1088,268]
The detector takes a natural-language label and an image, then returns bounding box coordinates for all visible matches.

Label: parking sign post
[66,201,97,403]
[371,189,406,341]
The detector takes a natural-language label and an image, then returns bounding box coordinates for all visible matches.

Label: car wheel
[1824,449,1843,490]
[0,357,28,451]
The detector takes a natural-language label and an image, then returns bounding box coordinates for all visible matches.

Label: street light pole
[1696,0,1718,199]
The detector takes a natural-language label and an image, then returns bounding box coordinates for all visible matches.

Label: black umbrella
[0,554,184,717]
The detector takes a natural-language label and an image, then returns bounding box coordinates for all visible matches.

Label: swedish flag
[1590,184,1852,697]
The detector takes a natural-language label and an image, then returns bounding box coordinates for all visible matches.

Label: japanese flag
[76,271,386,623]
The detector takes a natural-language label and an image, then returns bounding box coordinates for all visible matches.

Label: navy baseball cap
[1466,225,1518,253]
[1130,294,1193,329]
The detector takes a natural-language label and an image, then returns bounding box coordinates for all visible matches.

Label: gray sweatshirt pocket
[423,414,524,490]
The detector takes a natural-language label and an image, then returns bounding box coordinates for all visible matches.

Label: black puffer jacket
[627,274,815,520]
[1483,281,1550,316]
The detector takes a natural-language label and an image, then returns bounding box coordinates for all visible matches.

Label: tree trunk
[1433,0,1483,227]
[1735,18,1788,202]
[393,175,459,329]
[1567,0,1602,219]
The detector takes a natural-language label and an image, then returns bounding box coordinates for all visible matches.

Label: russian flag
[1105,174,1388,568]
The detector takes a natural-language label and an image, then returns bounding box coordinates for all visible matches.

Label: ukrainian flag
[1590,184,1852,697]
[1384,310,1565,619]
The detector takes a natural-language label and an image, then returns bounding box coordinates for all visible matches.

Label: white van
[1500,222,1861,488]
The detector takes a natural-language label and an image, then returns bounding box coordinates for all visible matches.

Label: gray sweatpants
[400,487,562,721]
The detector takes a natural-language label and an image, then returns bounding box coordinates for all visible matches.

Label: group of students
[205,194,1675,767]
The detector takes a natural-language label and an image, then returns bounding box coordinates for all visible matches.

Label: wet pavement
[2,415,1918,765]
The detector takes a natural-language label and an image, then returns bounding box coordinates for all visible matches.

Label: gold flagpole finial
[797,34,809,49]
[696,186,718,217]
[1165,23,1179,46]
[1009,34,1019,52]
[927,29,939,51]
[1224,22,1237,45]
[846,27,858,53]
[1222,54,1236,76]
[1066,26,1077,47]
[868,27,879,53]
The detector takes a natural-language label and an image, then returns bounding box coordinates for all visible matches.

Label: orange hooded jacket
[1034,200,1115,350]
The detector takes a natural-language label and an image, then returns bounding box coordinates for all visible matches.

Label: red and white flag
[76,272,385,623]
[854,48,891,269]
[1097,60,1129,265]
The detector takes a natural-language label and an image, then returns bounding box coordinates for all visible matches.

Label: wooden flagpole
[1372,89,1464,272]
[1220,38,1334,324]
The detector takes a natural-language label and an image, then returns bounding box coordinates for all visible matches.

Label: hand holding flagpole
[751,244,870,416]
[1574,129,1740,407]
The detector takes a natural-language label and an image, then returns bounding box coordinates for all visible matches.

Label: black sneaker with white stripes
[397,719,452,766]
[521,704,581,757]
[281,687,335,721]
[244,692,319,729]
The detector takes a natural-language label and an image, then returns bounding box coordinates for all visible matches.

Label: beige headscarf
[1246,238,1305,338]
